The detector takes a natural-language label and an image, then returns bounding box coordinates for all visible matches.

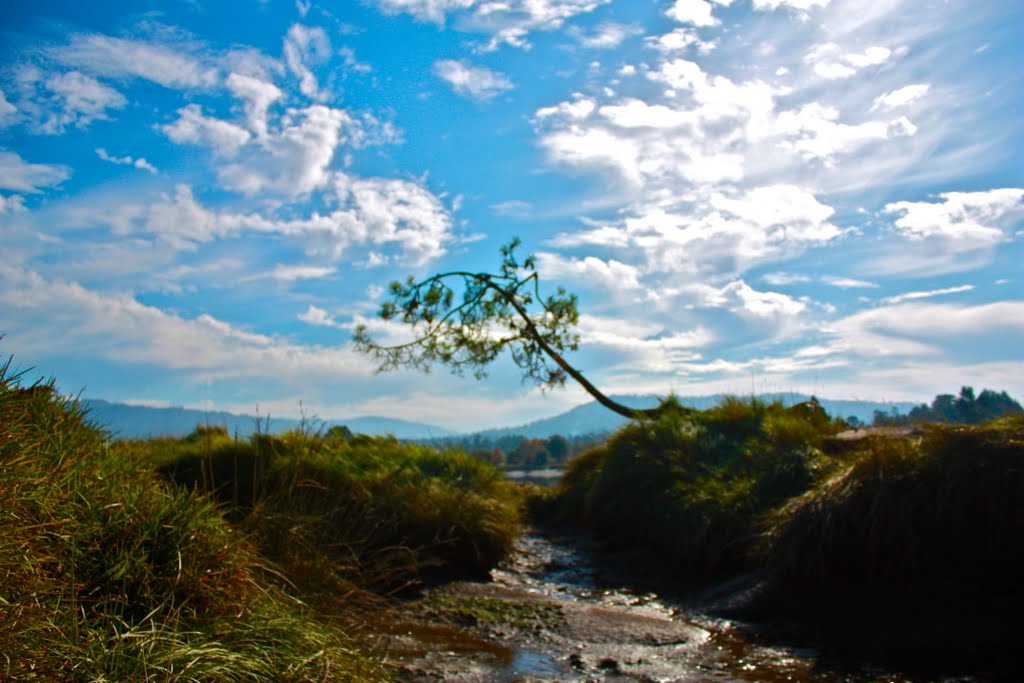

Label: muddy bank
[369,531,999,682]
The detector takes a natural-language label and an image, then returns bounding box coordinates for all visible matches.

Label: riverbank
[377,529,1007,682]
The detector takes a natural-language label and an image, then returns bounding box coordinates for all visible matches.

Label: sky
[1,0,1022,432]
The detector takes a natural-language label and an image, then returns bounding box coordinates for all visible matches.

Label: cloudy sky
[1,0,1021,431]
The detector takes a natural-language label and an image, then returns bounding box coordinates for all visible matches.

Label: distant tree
[903,387,1021,424]
[354,239,666,420]
[545,434,570,463]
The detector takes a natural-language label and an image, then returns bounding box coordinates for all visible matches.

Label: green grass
[539,397,841,578]
[0,357,523,681]
[0,361,392,681]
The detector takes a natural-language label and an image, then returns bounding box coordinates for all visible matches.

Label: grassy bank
[0,359,522,681]
[538,396,1024,598]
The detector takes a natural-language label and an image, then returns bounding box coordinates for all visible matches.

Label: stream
[374,530,967,683]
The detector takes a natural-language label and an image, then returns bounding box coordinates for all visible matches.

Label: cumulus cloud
[298,304,343,327]
[0,151,71,193]
[547,185,840,281]
[433,60,513,100]
[226,72,283,139]
[883,189,1023,244]
[666,0,728,27]
[805,43,893,80]
[534,253,643,291]
[162,104,252,157]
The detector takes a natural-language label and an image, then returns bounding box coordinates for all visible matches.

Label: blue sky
[1,0,1021,431]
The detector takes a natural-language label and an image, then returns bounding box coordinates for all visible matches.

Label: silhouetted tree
[354,239,665,420]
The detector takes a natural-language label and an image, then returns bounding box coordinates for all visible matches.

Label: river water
[379,530,976,682]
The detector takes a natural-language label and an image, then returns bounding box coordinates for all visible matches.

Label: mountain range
[82,393,918,441]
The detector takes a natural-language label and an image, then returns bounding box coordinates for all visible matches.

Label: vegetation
[538,396,842,577]
[873,385,1023,426]
[766,416,1024,594]
[0,358,523,681]
[540,392,1024,597]
[354,238,662,420]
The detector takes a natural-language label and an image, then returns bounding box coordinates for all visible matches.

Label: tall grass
[544,397,840,577]
[140,425,523,601]
[0,360,390,681]
[765,417,1024,592]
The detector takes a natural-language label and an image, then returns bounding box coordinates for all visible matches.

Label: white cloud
[0,151,71,193]
[373,0,611,50]
[51,33,219,89]
[96,148,158,174]
[30,70,127,133]
[881,285,973,305]
[0,265,372,383]
[270,264,336,282]
[534,253,643,291]
[715,280,807,319]
[570,22,641,50]
[372,0,477,24]
[824,301,1024,358]
[883,189,1023,244]
[666,0,722,27]
[763,271,811,286]
[226,72,282,139]
[753,0,829,11]
[0,194,27,214]
[775,102,916,162]
[646,28,716,54]
[576,314,712,372]
[218,105,354,196]
[806,43,893,80]
[162,104,252,157]
[433,60,513,100]
[283,24,330,99]
[821,275,878,289]
[872,83,929,110]
[298,304,343,327]
[546,185,841,283]
[0,88,15,123]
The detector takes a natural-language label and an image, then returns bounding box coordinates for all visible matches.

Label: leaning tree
[353,238,665,420]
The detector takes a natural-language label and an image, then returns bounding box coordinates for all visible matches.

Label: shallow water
[382,531,981,682]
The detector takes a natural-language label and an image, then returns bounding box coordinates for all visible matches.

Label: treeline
[870,386,1022,426]
[423,432,609,469]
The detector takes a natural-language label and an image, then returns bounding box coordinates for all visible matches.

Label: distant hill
[81,399,457,440]
[468,393,919,440]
